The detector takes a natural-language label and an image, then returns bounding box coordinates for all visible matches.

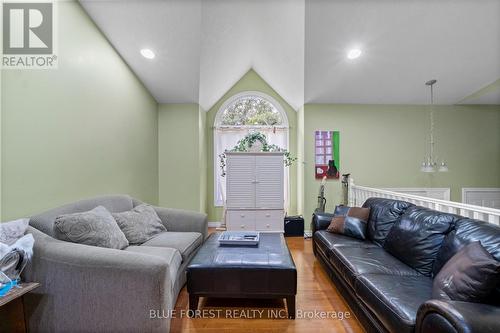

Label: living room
[1,0,499,332]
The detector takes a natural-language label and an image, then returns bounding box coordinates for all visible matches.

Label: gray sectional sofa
[22,195,208,333]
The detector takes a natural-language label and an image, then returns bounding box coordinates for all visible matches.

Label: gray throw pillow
[112,204,166,245]
[54,206,129,249]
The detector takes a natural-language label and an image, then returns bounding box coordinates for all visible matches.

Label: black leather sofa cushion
[384,206,456,276]
[433,217,500,275]
[328,246,421,288]
[355,273,433,333]
[314,231,333,259]
[314,230,378,250]
[362,197,415,246]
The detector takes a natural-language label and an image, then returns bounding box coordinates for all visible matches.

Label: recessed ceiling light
[347,49,362,60]
[140,48,155,59]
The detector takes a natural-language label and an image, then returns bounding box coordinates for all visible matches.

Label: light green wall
[158,104,207,212]
[206,69,298,222]
[1,1,158,220]
[198,106,208,213]
[303,104,500,223]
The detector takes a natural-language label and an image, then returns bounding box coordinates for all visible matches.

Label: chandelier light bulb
[438,161,448,172]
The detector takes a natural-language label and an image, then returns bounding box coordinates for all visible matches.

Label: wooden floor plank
[171,232,364,333]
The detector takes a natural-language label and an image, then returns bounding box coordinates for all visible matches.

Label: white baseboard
[208,221,221,228]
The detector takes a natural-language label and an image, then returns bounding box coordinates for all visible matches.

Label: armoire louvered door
[226,154,256,209]
[225,152,284,232]
[255,154,284,209]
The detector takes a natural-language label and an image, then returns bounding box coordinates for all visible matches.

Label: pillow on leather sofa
[54,206,129,249]
[384,206,456,276]
[432,241,500,302]
[432,217,500,304]
[433,217,500,275]
[327,205,370,240]
[362,198,414,246]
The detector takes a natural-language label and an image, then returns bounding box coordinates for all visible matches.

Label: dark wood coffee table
[187,232,297,318]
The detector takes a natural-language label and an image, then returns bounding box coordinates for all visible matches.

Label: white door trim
[462,188,500,209]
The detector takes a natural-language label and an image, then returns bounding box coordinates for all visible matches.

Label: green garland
[219,132,297,177]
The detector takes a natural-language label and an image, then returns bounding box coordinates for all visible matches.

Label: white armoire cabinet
[225,152,284,232]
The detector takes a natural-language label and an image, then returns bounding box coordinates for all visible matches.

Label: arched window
[214,91,289,207]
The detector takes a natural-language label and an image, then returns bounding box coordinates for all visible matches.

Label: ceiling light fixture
[347,49,362,60]
[140,48,155,59]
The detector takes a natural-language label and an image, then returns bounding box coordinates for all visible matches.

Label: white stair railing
[348,179,500,226]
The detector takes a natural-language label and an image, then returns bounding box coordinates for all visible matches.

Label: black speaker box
[284,215,304,237]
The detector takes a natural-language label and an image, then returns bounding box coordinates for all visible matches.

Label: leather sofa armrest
[416,299,500,333]
[311,212,334,234]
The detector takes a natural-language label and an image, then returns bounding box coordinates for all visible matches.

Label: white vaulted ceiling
[79,0,304,110]
[199,0,305,111]
[79,0,202,104]
[79,0,500,108]
[305,0,500,104]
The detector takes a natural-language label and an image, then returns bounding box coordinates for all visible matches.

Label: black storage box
[284,215,304,237]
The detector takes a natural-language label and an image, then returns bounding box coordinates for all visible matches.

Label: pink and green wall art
[315,130,340,179]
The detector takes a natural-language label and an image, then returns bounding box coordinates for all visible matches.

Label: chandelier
[420,79,448,173]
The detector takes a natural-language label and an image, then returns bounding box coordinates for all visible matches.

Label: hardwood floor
[171,231,364,333]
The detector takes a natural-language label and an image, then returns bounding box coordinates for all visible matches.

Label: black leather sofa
[312,197,500,333]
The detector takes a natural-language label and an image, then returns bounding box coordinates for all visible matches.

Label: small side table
[0,282,40,333]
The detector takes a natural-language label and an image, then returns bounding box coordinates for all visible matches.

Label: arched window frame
[214,91,289,128]
[213,91,290,207]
